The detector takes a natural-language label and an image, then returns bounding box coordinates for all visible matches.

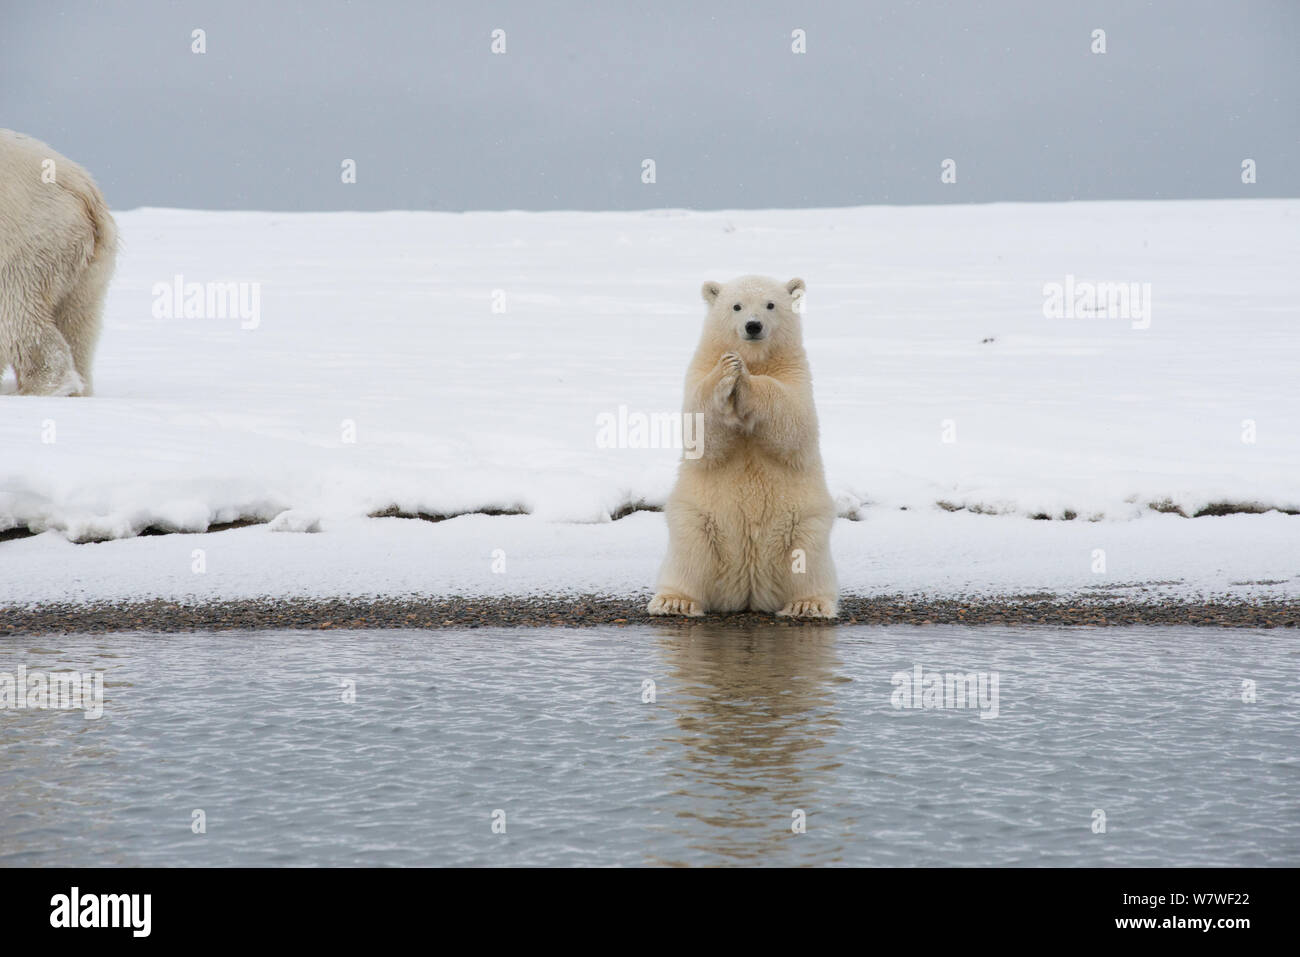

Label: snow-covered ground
[2,200,1297,604]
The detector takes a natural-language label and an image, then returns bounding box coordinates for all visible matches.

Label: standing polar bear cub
[648,275,838,618]
[0,129,117,396]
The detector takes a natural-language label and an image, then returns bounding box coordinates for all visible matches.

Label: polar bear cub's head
[700,275,806,362]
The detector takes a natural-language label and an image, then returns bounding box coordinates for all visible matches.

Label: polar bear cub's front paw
[720,351,747,380]
[714,352,745,400]
[777,597,839,619]
[714,352,750,426]
[647,593,705,617]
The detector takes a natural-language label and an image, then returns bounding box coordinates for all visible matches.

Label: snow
[2,200,1297,604]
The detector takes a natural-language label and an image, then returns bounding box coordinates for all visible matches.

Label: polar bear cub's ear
[786,278,806,296]
[701,280,722,304]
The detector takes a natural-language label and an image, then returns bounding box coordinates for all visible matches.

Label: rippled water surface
[1,624,1297,866]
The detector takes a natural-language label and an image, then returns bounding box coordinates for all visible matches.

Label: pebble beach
[3,594,1296,635]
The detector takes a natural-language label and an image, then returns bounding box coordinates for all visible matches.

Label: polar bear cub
[0,129,117,396]
[648,275,838,618]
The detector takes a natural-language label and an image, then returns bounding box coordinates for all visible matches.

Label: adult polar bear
[0,129,117,396]
[649,275,838,619]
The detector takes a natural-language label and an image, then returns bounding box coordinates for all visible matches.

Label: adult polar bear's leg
[0,302,82,396]
[51,234,114,395]
[48,158,116,395]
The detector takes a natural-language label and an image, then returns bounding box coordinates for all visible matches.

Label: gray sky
[3,0,1296,211]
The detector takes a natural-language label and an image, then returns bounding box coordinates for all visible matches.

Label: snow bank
[1,200,1296,602]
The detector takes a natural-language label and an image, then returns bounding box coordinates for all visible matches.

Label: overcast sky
[3,0,1296,211]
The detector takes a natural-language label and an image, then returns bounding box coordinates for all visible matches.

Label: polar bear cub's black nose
[745,320,763,336]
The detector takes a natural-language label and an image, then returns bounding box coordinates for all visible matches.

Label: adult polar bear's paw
[51,369,86,397]
[777,598,838,619]
[20,353,84,397]
[647,594,705,617]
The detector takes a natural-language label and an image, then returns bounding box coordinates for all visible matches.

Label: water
[1,624,1296,867]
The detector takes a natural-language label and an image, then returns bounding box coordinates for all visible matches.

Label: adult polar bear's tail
[60,158,119,272]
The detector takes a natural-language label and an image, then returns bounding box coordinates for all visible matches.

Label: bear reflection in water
[646,620,852,863]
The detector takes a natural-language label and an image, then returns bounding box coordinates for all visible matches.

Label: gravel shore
[2,594,1297,634]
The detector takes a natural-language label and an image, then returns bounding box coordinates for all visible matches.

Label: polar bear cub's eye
[766,302,775,310]
[732,303,742,312]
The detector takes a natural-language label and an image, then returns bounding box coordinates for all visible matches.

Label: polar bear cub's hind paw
[777,598,839,619]
[647,594,705,617]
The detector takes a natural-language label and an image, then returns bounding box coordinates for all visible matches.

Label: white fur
[648,275,838,618]
[0,129,117,396]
